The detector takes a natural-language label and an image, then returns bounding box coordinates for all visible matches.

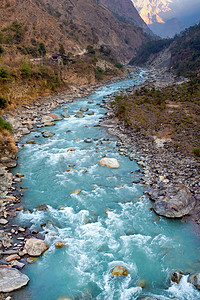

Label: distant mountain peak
[132,0,172,25]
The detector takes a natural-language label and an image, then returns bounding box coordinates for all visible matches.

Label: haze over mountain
[132,0,200,37]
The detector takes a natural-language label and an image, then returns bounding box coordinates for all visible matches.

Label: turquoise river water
[12,70,200,300]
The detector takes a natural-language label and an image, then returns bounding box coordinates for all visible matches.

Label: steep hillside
[170,23,200,76]
[0,0,150,63]
[99,0,153,36]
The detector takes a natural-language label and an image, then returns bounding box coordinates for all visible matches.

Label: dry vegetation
[112,77,200,157]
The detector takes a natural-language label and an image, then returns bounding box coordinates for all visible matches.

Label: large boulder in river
[151,184,196,218]
[24,238,49,257]
[0,268,29,292]
[188,273,200,290]
[98,158,119,169]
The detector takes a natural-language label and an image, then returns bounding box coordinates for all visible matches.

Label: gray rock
[75,114,84,118]
[61,112,70,118]
[189,273,200,290]
[24,238,49,256]
[0,268,29,292]
[41,130,55,138]
[0,231,13,248]
[151,184,196,218]
[1,250,18,255]
[0,219,8,225]
[10,260,25,269]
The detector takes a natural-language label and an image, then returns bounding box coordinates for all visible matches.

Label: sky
[162,0,200,20]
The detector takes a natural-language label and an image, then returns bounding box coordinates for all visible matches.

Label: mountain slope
[0,0,150,62]
[99,0,153,36]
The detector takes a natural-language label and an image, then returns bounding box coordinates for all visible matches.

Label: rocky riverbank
[100,67,200,228]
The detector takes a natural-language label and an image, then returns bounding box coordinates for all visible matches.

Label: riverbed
[12,70,200,300]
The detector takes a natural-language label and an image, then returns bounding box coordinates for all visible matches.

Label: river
[12,70,200,300]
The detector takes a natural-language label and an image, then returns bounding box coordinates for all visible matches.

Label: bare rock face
[0,268,29,292]
[24,238,49,257]
[98,158,119,168]
[151,184,196,218]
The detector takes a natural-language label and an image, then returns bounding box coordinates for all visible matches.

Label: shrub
[0,45,4,55]
[114,62,123,69]
[59,44,65,55]
[20,62,33,79]
[193,147,200,157]
[87,45,95,55]
[38,43,46,56]
[0,67,8,79]
[0,97,7,109]
[0,117,12,131]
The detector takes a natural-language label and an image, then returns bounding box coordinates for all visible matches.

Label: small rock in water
[27,257,37,264]
[84,138,92,143]
[16,173,24,178]
[0,268,29,292]
[80,106,89,112]
[98,158,119,169]
[171,270,183,284]
[61,113,70,118]
[35,204,49,211]
[70,190,81,195]
[111,266,128,276]
[55,241,66,248]
[74,138,82,142]
[41,130,55,138]
[26,140,37,145]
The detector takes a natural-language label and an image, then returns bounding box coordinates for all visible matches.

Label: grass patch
[0,117,12,131]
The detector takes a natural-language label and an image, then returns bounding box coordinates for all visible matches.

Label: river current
[13,70,200,300]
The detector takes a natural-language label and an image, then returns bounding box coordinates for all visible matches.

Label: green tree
[59,44,65,55]
[38,43,46,56]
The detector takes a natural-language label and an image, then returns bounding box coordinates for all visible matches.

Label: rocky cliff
[99,0,153,36]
